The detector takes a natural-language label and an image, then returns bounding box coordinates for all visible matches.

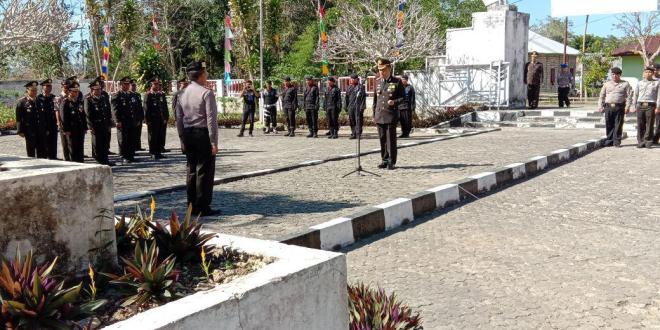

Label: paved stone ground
[0,126,443,195]
[116,128,603,241]
[346,139,660,329]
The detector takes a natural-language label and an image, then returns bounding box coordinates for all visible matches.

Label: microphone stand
[342,70,380,178]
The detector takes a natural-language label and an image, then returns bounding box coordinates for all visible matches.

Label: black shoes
[325,131,332,136]
[194,207,221,217]
[378,162,388,169]
[306,133,314,138]
[152,154,165,160]
[349,135,356,140]
[313,133,319,138]
[237,132,244,137]
[387,164,396,170]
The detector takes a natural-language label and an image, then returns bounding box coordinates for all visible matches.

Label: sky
[514,0,625,37]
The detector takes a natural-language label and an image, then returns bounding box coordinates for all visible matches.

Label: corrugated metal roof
[611,36,660,56]
[528,30,580,55]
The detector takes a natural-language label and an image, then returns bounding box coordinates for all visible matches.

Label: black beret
[119,76,131,83]
[349,73,358,79]
[283,76,291,82]
[186,61,206,72]
[644,66,656,72]
[610,67,622,74]
[327,76,336,82]
[24,81,38,88]
[40,79,52,86]
[401,74,409,80]
[89,80,101,89]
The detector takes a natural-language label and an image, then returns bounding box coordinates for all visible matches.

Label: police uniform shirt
[345,84,366,111]
[400,85,416,111]
[175,81,219,146]
[557,72,574,88]
[524,62,544,86]
[85,94,112,129]
[598,80,633,109]
[111,91,137,124]
[37,93,57,131]
[323,86,341,111]
[303,85,319,110]
[373,74,404,124]
[281,86,298,110]
[632,79,660,105]
[16,96,38,136]
[62,98,86,133]
[241,89,258,111]
[263,88,279,108]
[145,91,169,123]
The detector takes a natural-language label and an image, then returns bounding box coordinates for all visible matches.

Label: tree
[0,0,75,48]
[112,0,143,80]
[616,12,660,67]
[531,16,573,43]
[320,0,443,66]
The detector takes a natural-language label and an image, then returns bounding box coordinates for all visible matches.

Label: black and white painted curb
[113,128,500,202]
[279,135,622,251]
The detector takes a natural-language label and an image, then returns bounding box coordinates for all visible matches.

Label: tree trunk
[90,21,102,76]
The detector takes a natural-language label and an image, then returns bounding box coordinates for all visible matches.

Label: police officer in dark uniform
[85,80,114,165]
[262,80,279,134]
[61,82,86,163]
[175,61,220,216]
[131,79,144,152]
[398,74,416,138]
[303,76,320,138]
[112,77,140,163]
[37,79,58,159]
[238,80,260,137]
[55,79,72,160]
[373,58,404,170]
[345,73,366,139]
[323,76,342,139]
[524,51,544,109]
[16,81,42,158]
[144,78,169,159]
[281,76,299,137]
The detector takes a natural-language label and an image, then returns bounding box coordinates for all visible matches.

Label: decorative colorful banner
[152,15,161,50]
[101,24,110,80]
[224,15,234,86]
[396,0,406,50]
[319,3,329,75]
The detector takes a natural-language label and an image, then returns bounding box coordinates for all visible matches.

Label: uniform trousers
[117,125,137,160]
[558,87,571,107]
[604,104,625,146]
[92,128,111,164]
[23,134,40,158]
[46,129,58,159]
[377,123,398,165]
[265,106,277,129]
[285,107,296,133]
[305,109,318,133]
[636,103,656,146]
[148,121,167,155]
[527,84,540,109]
[398,109,412,136]
[349,108,364,137]
[60,131,71,161]
[67,131,85,163]
[182,127,215,212]
[240,108,255,134]
[327,109,339,134]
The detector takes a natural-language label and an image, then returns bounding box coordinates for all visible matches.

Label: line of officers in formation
[15,75,175,166]
[598,64,660,148]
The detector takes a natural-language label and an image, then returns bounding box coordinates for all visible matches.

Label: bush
[348,283,422,330]
[0,104,16,131]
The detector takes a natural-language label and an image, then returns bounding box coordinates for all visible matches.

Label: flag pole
[259,0,265,124]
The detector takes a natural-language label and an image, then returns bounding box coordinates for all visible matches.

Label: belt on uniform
[605,103,624,108]
[637,102,656,107]
[183,127,208,133]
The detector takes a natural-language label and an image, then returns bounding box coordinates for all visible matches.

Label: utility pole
[259,0,265,124]
[581,15,589,100]
[563,16,568,64]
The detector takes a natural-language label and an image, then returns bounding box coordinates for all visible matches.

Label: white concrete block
[311,217,355,251]
[529,156,548,170]
[469,172,497,192]
[426,184,460,208]
[477,111,500,122]
[375,198,414,230]
[105,234,348,330]
[571,142,588,155]
[550,149,570,161]
[541,110,555,117]
[570,111,589,118]
[505,163,526,180]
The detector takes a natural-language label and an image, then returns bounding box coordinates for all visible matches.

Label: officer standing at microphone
[372,58,404,169]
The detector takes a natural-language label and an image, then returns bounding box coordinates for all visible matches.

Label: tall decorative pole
[224,15,234,112]
[319,1,329,76]
[259,0,265,124]
[395,0,406,57]
[101,24,110,80]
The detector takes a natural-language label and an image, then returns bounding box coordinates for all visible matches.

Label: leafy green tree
[131,46,172,92]
[531,16,573,43]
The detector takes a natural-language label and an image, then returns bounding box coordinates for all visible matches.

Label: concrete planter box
[105,234,348,330]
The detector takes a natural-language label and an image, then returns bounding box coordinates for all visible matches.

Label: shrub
[0,250,106,329]
[348,283,422,330]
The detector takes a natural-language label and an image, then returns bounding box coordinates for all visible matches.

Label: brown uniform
[524,61,544,109]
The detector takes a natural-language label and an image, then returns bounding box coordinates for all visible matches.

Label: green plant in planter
[144,205,215,264]
[107,241,179,307]
[0,250,106,329]
[348,282,422,330]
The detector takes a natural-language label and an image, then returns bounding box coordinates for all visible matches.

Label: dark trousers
[46,130,58,159]
[60,131,71,161]
[24,134,39,158]
[527,84,540,109]
[636,104,656,146]
[92,128,111,164]
[148,121,166,155]
[654,114,660,144]
[604,104,625,146]
[558,87,571,107]
[285,108,296,132]
[67,131,85,163]
[398,109,412,136]
[349,108,364,137]
[305,109,318,133]
[327,109,339,133]
[240,110,255,134]
[117,126,137,160]
[377,123,397,165]
[135,122,143,150]
[265,106,277,129]
[183,128,215,212]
